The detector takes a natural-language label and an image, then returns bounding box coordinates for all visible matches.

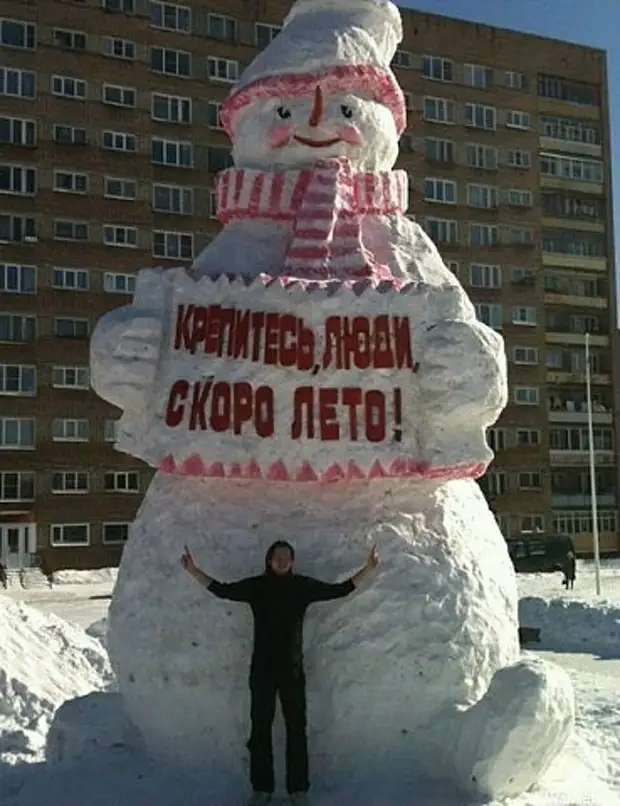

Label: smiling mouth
[293,135,342,148]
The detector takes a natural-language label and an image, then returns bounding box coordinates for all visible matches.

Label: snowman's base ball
[106,473,573,797]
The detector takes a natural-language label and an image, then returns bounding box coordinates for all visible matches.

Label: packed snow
[1,558,618,805]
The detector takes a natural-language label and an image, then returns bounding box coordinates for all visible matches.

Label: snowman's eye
[340,105,353,119]
[276,106,292,120]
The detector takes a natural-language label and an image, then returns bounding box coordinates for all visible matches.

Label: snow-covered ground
[1,559,619,805]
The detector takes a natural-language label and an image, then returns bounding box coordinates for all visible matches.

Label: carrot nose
[308,85,324,127]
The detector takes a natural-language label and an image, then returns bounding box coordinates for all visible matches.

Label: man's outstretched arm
[305,546,380,603]
[181,546,255,603]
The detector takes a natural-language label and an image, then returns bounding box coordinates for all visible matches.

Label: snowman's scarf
[216,158,408,279]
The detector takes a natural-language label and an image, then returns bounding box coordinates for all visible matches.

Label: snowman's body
[91,0,574,799]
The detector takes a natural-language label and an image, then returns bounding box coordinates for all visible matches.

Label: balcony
[551,492,617,508]
[548,407,612,424]
[549,449,615,466]
[539,136,602,159]
[541,216,605,234]
[544,291,607,309]
[547,370,611,386]
[545,330,609,347]
[541,252,607,271]
[537,98,600,121]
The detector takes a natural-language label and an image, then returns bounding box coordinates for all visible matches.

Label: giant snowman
[91,0,574,799]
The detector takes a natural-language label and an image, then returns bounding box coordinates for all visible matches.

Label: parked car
[507,533,576,573]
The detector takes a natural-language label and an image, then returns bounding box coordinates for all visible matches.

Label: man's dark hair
[264,540,295,573]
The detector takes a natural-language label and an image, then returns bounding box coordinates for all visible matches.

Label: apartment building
[0,0,617,571]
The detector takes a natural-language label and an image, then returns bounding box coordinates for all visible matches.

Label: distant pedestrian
[562,551,576,590]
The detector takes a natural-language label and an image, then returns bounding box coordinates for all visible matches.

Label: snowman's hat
[220,0,407,136]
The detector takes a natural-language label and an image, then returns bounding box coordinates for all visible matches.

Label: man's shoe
[289,794,309,805]
[248,793,271,805]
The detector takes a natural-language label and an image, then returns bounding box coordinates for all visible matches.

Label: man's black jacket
[208,572,355,675]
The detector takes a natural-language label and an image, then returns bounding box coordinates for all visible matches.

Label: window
[151,93,191,124]
[52,366,89,389]
[104,471,139,492]
[209,190,217,219]
[103,0,135,11]
[466,144,497,171]
[104,177,136,200]
[150,47,191,77]
[207,12,237,41]
[423,97,455,124]
[153,230,194,260]
[53,267,89,291]
[54,124,87,145]
[505,71,525,90]
[52,471,89,494]
[0,214,36,243]
[0,314,36,342]
[54,220,89,241]
[392,50,412,69]
[513,346,538,365]
[480,472,508,497]
[1,19,36,50]
[103,226,138,248]
[207,57,239,83]
[469,224,499,247]
[255,23,281,50]
[0,116,36,146]
[0,471,34,501]
[538,75,599,107]
[152,184,193,215]
[0,364,36,395]
[507,150,532,169]
[467,184,498,209]
[104,272,135,294]
[105,419,119,442]
[470,264,501,288]
[475,303,502,330]
[103,36,135,59]
[0,417,35,448]
[424,218,457,245]
[54,317,89,339]
[465,103,496,130]
[53,29,86,50]
[51,524,90,547]
[549,427,613,452]
[54,171,88,194]
[52,75,87,99]
[208,146,233,173]
[422,56,453,82]
[424,178,456,204]
[505,226,533,245]
[506,110,530,130]
[0,66,36,98]
[507,189,533,208]
[207,101,224,130]
[103,84,136,107]
[553,511,617,536]
[52,418,89,442]
[424,138,454,164]
[519,515,544,534]
[514,387,540,405]
[0,164,36,196]
[540,116,601,145]
[151,138,193,168]
[487,428,506,452]
[150,2,191,33]
[102,131,136,152]
[540,153,603,183]
[516,431,541,449]
[512,306,537,326]
[464,64,493,89]
[541,193,603,220]
[0,263,36,294]
[103,522,130,544]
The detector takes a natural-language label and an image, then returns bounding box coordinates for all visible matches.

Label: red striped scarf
[216,158,408,279]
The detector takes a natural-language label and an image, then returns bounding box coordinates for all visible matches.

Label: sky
[401,0,619,259]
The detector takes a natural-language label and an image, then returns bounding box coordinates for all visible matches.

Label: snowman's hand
[417,318,507,422]
[90,306,164,412]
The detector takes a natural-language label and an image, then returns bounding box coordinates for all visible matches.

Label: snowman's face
[231,87,399,172]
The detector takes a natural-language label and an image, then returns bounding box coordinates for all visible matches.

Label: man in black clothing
[181,539,379,805]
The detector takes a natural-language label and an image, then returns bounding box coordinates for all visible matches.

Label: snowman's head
[230,85,399,173]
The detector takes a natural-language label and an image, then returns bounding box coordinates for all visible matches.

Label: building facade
[0,0,617,570]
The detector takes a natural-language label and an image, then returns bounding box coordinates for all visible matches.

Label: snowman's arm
[90,268,169,413]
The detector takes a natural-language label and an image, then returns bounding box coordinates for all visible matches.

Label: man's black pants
[248,668,309,794]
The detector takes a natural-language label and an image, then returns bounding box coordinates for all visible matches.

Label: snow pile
[85,618,108,648]
[51,568,118,587]
[0,596,114,763]
[519,596,620,658]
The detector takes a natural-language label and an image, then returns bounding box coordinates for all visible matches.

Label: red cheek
[336,124,364,145]
[269,124,294,148]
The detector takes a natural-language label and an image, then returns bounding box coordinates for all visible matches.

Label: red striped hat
[221,0,407,137]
